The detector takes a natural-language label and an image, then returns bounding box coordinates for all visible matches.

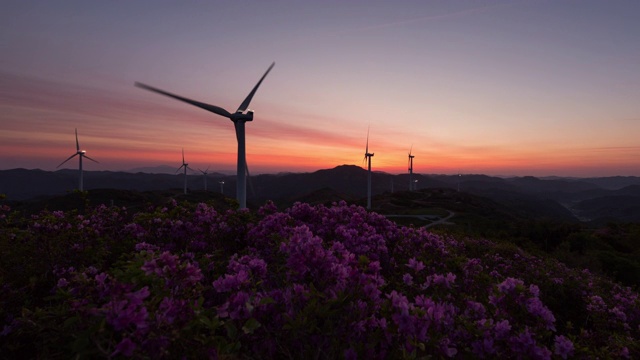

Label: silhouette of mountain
[127,165,228,176]
[581,176,640,190]
[568,185,640,224]
[2,166,639,223]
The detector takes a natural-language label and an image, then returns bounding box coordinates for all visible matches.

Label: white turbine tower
[199,167,210,191]
[408,145,415,191]
[57,128,98,191]
[177,148,193,195]
[135,62,275,209]
[363,128,374,210]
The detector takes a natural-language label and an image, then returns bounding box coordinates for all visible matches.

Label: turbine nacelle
[231,110,254,122]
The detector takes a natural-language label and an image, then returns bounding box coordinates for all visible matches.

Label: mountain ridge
[2,166,640,224]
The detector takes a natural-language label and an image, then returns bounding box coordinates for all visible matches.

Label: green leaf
[242,318,261,334]
[63,316,79,330]
[225,322,238,339]
[259,296,275,305]
[71,333,91,353]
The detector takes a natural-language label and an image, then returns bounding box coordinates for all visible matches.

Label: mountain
[127,165,228,176]
[570,185,640,224]
[2,166,639,223]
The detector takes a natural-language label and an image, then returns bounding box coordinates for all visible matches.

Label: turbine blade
[135,82,233,118]
[57,153,78,168]
[245,159,256,198]
[84,155,99,163]
[182,148,185,164]
[75,128,80,151]
[365,126,370,154]
[176,165,184,174]
[236,62,275,112]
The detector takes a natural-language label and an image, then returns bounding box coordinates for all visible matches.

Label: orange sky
[1,1,639,177]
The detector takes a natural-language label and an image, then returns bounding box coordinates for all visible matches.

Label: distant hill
[2,166,640,223]
[127,165,229,176]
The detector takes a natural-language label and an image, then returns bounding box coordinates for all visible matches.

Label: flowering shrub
[0,200,638,358]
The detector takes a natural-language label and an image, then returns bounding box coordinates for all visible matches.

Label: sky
[1,0,639,177]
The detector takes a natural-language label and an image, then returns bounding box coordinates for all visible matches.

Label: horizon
[5,164,640,180]
[1,1,639,178]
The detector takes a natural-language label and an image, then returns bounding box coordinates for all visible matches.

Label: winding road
[384,210,455,229]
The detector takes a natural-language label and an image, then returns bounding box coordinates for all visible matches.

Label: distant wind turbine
[363,127,374,210]
[135,62,275,209]
[199,167,210,191]
[177,148,193,195]
[57,128,98,191]
[408,145,415,191]
[219,180,225,194]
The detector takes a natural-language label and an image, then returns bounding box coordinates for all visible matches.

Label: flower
[112,337,136,357]
[553,335,574,359]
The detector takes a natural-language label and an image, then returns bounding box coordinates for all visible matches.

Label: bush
[1,201,638,358]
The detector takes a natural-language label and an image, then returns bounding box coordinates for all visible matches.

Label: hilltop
[3,165,640,225]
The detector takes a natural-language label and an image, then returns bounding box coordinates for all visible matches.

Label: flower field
[1,200,638,358]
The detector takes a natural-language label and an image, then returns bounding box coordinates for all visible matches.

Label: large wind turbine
[408,145,415,191]
[198,167,210,191]
[363,128,374,210]
[177,148,193,195]
[57,128,98,191]
[135,62,275,209]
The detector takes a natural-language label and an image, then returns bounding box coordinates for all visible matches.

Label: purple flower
[406,257,425,272]
[497,277,523,294]
[56,278,69,288]
[344,347,357,360]
[402,273,413,286]
[213,269,250,292]
[526,297,556,331]
[553,335,574,359]
[135,242,159,252]
[494,319,511,339]
[105,287,150,331]
[112,337,136,357]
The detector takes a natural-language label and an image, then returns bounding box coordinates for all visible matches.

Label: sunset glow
[1,1,639,177]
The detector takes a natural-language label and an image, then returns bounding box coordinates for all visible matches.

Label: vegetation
[1,195,638,358]
[377,189,640,289]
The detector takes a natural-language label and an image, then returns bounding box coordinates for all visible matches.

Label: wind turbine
[219,180,225,194]
[363,128,374,210]
[57,128,98,191]
[198,167,210,191]
[135,62,275,209]
[177,148,193,195]
[408,145,415,191]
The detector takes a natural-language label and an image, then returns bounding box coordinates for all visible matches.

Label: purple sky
[1,0,639,176]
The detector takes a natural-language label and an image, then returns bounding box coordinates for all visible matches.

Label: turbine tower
[363,128,374,210]
[219,180,225,194]
[199,167,210,191]
[176,148,193,195]
[408,145,415,191]
[135,62,275,209]
[57,128,98,191]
